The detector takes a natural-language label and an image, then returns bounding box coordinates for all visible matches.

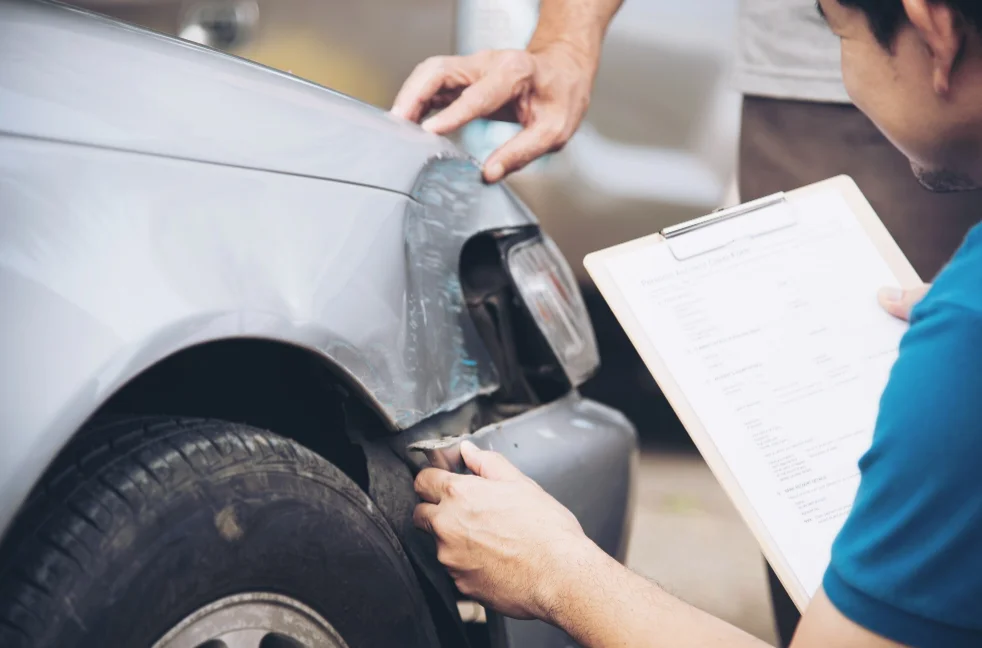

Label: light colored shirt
[736,0,850,103]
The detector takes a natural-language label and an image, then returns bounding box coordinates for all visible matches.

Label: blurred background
[68,0,774,641]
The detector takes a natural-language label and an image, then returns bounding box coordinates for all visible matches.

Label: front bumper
[469,393,638,648]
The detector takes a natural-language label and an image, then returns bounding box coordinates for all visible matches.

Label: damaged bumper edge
[468,392,638,648]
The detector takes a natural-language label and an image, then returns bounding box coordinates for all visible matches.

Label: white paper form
[605,189,909,597]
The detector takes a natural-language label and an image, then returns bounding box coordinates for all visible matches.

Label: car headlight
[507,235,600,386]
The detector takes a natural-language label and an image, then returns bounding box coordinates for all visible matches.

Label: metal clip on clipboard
[660,192,796,261]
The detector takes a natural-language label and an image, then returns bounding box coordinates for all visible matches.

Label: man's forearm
[528,0,623,67]
[542,544,771,648]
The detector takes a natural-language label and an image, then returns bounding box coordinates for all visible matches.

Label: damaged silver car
[0,1,637,647]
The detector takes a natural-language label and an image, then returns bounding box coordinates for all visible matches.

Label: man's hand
[412,449,901,648]
[390,43,596,183]
[413,441,597,621]
[877,284,931,321]
[390,0,625,182]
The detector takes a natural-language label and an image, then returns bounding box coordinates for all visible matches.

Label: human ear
[902,0,963,95]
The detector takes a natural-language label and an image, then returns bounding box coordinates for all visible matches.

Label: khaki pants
[738,96,981,646]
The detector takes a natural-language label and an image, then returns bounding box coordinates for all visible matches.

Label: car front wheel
[0,417,439,648]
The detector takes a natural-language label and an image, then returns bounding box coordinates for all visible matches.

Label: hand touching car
[390,43,596,183]
[412,282,933,633]
[413,441,600,622]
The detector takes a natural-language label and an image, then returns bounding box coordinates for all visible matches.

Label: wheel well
[3,340,475,647]
[90,339,389,492]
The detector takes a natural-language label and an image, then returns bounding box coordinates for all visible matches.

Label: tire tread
[0,416,424,648]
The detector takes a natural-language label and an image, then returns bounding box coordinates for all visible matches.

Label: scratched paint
[399,156,502,426]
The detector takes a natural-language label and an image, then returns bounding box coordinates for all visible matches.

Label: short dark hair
[836,0,982,46]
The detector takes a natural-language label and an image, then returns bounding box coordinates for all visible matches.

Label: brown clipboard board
[584,175,921,610]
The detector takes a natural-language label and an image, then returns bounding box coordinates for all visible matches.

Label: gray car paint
[0,0,535,532]
[1,0,450,195]
[0,2,637,646]
[390,391,637,648]
[469,393,637,648]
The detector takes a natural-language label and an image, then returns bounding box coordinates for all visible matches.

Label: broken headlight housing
[507,235,600,386]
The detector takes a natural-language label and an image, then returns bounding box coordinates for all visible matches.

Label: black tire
[0,417,439,647]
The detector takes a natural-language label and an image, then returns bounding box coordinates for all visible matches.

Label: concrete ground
[625,450,778,645]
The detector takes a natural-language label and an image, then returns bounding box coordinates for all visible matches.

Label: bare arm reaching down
[390,0,623,182]
[414,441,908,648]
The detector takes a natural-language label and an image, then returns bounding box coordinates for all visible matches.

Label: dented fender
[0,0,538,546]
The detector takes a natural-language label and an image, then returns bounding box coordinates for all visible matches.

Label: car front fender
[0,133,533,539]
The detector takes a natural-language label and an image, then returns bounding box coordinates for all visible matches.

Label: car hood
[0,0,457,195]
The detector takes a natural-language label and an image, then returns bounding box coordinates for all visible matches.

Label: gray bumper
[470,393,638,648]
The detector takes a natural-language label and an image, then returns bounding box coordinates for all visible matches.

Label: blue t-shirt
[824,223,982,646]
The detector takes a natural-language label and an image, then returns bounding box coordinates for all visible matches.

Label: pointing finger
[391,56,475,123]
[391,57,455,122]
[421,67,527,134]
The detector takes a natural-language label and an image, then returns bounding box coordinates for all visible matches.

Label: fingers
[420,54,531,133]
[460,441,527,481]
[413,502,439,534]
[421,73,522,134]
[482,119,568,183]
[878,284,931,322]
[414,467,455,503]
[393,49,576,183]
[391,55,471,123]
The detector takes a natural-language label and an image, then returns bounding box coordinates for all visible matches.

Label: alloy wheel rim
[152,592,349,648]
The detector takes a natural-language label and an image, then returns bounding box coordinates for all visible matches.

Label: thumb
[482,120,564,183]
[878,284,931,322]
[460,441,525,481]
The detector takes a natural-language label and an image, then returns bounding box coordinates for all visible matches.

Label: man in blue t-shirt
[407,0,982,646]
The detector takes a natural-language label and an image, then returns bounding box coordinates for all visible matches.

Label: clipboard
[584,175,921,610]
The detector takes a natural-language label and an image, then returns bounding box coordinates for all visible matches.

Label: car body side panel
[0,0,449,195]
[0,134,532,539]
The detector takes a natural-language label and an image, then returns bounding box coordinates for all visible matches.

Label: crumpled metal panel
[394,155,532,426]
